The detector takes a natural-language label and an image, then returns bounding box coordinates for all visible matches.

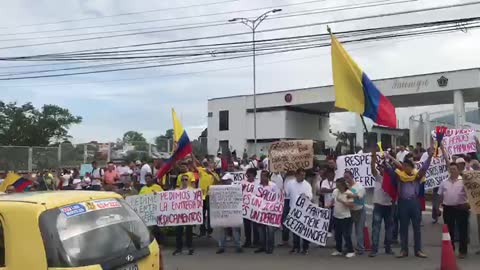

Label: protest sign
[432,128,477,156]
[415,155,448,190]
[208,185,243,228]
[242,183,284,227]
[461,171,480,214]
[284,195,331,246]
[156,189,203,227]
[79,163,93,177]
[269,140,313,173]
[335,153,383,188]
[230,170,261,185]
[125,194,160,226]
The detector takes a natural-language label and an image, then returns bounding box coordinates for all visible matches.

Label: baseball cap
[135,160,142,165]
[456,158,466,164]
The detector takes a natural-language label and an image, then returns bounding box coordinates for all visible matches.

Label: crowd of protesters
[1,141,480,259]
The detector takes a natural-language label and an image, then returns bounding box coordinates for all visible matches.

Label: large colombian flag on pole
[157,109,193,179]
[330,32,397,128]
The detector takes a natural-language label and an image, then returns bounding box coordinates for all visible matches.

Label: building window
[207,112,213,117]
[219,140,229,154]
[219,110,229,131]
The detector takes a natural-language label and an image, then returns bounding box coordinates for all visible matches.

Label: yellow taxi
[0,191,162,270]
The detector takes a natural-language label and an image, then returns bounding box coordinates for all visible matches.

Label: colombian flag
[157,109,192,179]
[330,33,397,128]
[0,172,33,192]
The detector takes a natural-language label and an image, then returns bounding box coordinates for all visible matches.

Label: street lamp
[229,8,282,156]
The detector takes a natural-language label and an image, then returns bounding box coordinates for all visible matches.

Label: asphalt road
[162,198,480,270]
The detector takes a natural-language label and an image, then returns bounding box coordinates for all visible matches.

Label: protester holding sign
[196,159,219,238]
[386,148,433,259]
[285,168,313,255]
[331,178,355,258]
[369,149,394,257]
[216,173,243,254]
[319,168,336,236]
[344,171,366,255]
[242,168,260,248]
[279,171,296,247]
[438,162,470,259]
[254,170,278,254]
[173,175,195,256]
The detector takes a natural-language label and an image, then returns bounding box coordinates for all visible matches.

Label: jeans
[351,207,366,253]
[243,218,259,246]
[431,187,440,222]
[443,205,469,254]
[200,196,213,235]
[257,224,275,253]
[293,234,310,251]
[334,217,354,253]
[392,203,399,241]
[218,227,241,249]
[398,198,422,254]
[371,204,393,253]
[175,226,193,251]
[282,199,291,242]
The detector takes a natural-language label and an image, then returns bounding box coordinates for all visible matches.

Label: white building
[207,68,480,155]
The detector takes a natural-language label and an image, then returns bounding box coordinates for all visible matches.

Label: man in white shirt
[139,161,152,188]
[396,145,409,162]
[117,161,132,185]
[214,152,222,174]
[90,161,103,191]
[279,171,296,247]
[285,168,313,255]
[344,170,366,255]
[369,150,394,257]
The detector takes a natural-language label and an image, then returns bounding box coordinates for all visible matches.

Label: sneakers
[368,252,377,257]
[301,250,309,255]
[415,251,427,258]
[396,251,408,258]
[385,250,395,256]
[458,253,467,259]
[289,248,299,254]
[216,248,225,254]
[346,252,356,258]
[188,249,194,255]
[254,248,266,254]
[331,251,343,256]
[172,250,182,256]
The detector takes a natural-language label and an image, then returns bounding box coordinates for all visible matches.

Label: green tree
[154,129,174,152]
[0,101,82,146]
[123,131,147,152]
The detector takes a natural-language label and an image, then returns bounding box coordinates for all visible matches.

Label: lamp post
[229,9,282,156]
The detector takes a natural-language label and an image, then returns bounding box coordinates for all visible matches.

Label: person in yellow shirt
[139,174,163,195]
[173,175,195,256]
[176,163,195,188]
[197,160,220,237]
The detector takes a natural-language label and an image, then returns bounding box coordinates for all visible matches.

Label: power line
[0,30,474,88]
[0,0,240,29]
[0,0,474,54]
[0,0,330,36]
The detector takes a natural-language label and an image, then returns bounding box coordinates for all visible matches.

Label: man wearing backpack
[91,161,103,190]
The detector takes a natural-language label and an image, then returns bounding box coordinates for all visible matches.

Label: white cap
[135,160,142,165]
[456,158,466,164]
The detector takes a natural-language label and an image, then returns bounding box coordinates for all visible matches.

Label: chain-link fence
[0,137,208,172]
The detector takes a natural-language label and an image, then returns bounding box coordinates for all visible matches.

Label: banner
[156,189,203,227]
[208,185,243,228]
[284,195,331,246]
[432,128,477,156]
[415,155,449,190]
[269,140,313,172]
[335,153,383,188]
[125,194,160,226]
[230,170,260,185]
[242,183,284,227]
[462,171,480,214]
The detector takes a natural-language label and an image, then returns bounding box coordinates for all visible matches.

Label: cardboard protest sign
[242,183,284,227]
[229,170,260,185]
[461,171,480,214]
[335,153,383,188]
[125,194,160,226]
[269,140,313,173]
[284,195,330,246]
[432,128,477,156]
[156,189,203,227]
[208,185,243,228]
[415,155,449,190]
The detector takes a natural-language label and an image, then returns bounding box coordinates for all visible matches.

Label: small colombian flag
[0,172,33,192]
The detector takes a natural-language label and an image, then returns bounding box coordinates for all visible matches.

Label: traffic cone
[363,226,372,251]
[441,224,459,270]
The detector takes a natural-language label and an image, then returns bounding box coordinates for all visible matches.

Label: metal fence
[0,137,208,172]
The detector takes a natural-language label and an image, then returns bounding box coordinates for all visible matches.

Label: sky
[1,0,480,144]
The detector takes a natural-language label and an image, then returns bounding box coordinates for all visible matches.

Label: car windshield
[39,198,153,267]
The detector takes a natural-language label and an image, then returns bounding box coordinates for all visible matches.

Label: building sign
[437,76,448,87]
[391,79,429,92]
[284,93,293,103]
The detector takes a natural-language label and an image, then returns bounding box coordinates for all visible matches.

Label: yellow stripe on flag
[330,34,365,114]
[0,172,21,192]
